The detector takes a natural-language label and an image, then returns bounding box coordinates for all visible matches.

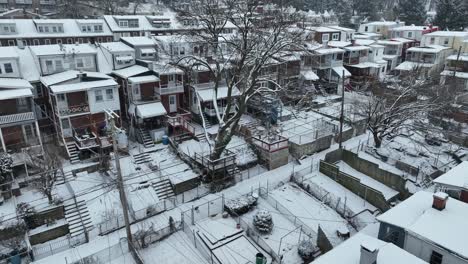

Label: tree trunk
[210,120,238,160]
[373,132,382,148]
[46,192,53,204]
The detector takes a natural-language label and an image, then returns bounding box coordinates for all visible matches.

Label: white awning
[116,55,134,62]
[197,86,240,102]
[128,75,160,84]
[141,48,156,54]
[349,62,383,69]
[332,66,351,78]
[300,70,319,81]
[136,102,167,119]
[395,61,433,71]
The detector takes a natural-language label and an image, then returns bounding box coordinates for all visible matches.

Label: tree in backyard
[356,74,454,148]
[434,0,466,30]
[297,239,317,261]
[173,0,304,160]
[396,0,427,26]
[253,209,273,233]
[0,152,13,185]
[27,145,62,204]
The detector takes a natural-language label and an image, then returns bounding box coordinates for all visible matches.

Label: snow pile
[225,193,258,216]
[253,209,274,234]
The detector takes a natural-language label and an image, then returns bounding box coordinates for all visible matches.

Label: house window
[8,40,15,46]
[52,26,57,33]
[444,38,449,45]
[407,32,413,38]
[56,39,62,44]
[45,39,51,45]
[332,33,339,41]
[33,39,40,45]
[168,74,175,82]
[364,26,368,32]
[78,38,84,43]
[4,63,13,73]
[94,25,103,32]
[105,88,114,100]
[76,58,84,68]
[119,20,128,27]
[55,60,63,71]
[61,118,70,129]
[57,93,66,102]
[45,60,53,71]
[95,90,103,102]
[58,26,63,32]
[430,37,435,44]
[81,25,87,32]
[322,34,329,42]
[38,26,43,33]
[430,251,443,264]
[97,37,102,43]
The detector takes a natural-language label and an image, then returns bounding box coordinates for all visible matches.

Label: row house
[390,25,438,42]
[98,42,136,71]
[306,26,355,44]
[377,191,468,264]
[0,0,56,15]
[341,45,381,85]
[358,20,405,39]
[120,36,157,61]
[376,38,419,72]
[0,78,42,167]
[29,44,98,76]
[0,19,113,47]
[434,161,468,203]
[40,71,120,163]
[396,45,453,77]
[441,54,468,91]
[421,31,468,52]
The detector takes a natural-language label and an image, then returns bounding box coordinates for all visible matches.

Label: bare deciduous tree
[172,0,304,159]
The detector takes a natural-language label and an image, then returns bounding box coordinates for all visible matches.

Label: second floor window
[95,90,103,102]
[332,33,339,41]
[76,58,85,68]
[119,20,128,27]
[429,251,443,264]
[106,89,114,100]
[4,63,13,73]
[322,34,329,42]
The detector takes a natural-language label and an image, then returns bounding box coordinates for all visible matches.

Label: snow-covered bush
[253,209,273,234]
[225,193,258,216]
[297,239,317,261]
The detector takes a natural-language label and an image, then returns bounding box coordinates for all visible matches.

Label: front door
[22,124,36,144]
[169,95,177,113]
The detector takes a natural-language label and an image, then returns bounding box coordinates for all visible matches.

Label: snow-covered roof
[424,31,468,37]
[315,48,344,55]
[392,25,432,31]
[344,45,370,51]
[407,45,450,53]
[391,37,416,43]
[328,40,351,48]
[152,64,184,75]
[99,42,134,53]
[395,61,433,71]
[112,65,150,79]
[0,78,33,89]
[0,47,19,59]
[382,54,400,60]
[300,70,319,81]
[327,26,355,33]
[355,39,376,46]
[102,12,183,32]
[121,36,156,46]
[29,44,97,56]
[135,102,167,118]
[446,54,468,61]
[128,75,159,84]
[313,233,428,264]
[0,88,33,100]
[377,40,403,46]
[14,46,40,82]
[354,32,382,38]
[433,161,468,190]
[332,66,351,77]
[309,26,340,33]
[196,85,240,102]
[440,70,468,79]
[0,19,112,39]
[349,62,383,69]
[40,70,112,87]
[50,79,117,94]
[377,191,468,259]
[362,21,403,26]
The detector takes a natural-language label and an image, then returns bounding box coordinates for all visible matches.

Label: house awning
[300,70,319,81]
[135,102,167,119]
[349,62,383,69]
[197,86,241,102]
[395,61,433,71]
[332,66,351,78]
[141,48,156,54]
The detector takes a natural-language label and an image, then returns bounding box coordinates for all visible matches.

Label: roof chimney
[77,71,87,81]
[360,242,378,264]
[433,192,449,211]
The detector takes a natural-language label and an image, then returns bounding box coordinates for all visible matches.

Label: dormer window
[94,25,103,32]
[1,24,16,34]
[119,20,128,27]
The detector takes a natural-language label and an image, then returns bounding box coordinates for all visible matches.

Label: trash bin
[162,135,169,145]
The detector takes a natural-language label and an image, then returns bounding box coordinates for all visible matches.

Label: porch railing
[159,81,184,94]
[57,104,90,116]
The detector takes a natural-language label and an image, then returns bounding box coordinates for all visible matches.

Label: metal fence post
[191,205,195,225]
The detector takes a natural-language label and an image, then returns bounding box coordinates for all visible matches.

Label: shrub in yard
[297,239,317,261]
[225,193,258,216]
[253,209,273,234]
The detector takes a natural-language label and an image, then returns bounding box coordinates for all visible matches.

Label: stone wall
[319,160,391,212]
[289,135,333,158]
[256,147,289,170]
[395,160,419,176]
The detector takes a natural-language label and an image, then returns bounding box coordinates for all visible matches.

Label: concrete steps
[139,128,155,148]
[56,171,74,185]
[64,200,93,238]
[66,142,79,164]
[134,152,152,165]
[152,179,175,200]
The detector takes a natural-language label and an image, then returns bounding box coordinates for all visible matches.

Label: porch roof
[112,65,149,79]
[0,87,33,100]
[395,61,433,71]
[196,85,240,102]
[50,79,117,94]
[300,70,319,81]
[332,66,351,77]
[348,62,383,69]
[128,75,160,84]
[131,102,167,119]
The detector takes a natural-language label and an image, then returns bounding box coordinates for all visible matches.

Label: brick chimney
[433,192,449,211]
[360,242,378,264]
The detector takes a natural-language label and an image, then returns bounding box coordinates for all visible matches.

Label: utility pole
[106,110,133,246]
[338,70,345,149]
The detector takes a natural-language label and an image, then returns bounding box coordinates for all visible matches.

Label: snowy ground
[178,135,257,166]
[269,183,354,247]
